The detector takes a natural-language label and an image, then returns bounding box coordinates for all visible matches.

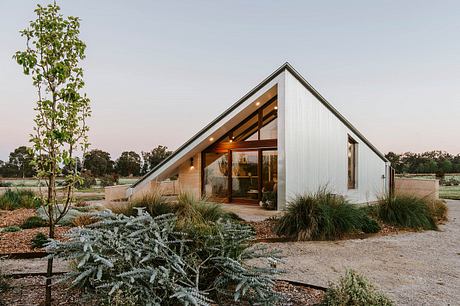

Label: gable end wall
[283,71,388,203]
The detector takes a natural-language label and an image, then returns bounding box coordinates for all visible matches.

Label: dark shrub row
[275,190,380,241]
[275,190,448,241]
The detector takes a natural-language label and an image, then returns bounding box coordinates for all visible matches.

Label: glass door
[231,150,259,202]
[261,150,278,203]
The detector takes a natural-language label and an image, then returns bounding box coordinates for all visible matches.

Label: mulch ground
[274,281,324,305]
[245,218,279,239]
[0,226,70,254]
[0,209,36,227]
[0,276,324,306]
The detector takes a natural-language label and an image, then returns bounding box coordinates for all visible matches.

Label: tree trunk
[45,174,55,306]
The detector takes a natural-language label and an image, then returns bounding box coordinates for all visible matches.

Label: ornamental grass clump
[0,189,39,210]
[427,199,448,223]
[275,190,380,241]
[123,190,239,226]
[21,215,47,229]
[48,209,282,305]
[321,269,394,306]
[377,194,438,230]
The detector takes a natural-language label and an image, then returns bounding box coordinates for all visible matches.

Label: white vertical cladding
[277,72,287,210]
[283,71,387,204]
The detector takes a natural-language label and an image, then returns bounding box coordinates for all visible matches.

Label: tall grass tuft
[427,199,448,222]
[321,269,394,306]
[377,194,438,230]
[107,190,238,227]
[21,216,47,229]
[0,189,39,210]
[275,189,380,241]
[131,189,174,217]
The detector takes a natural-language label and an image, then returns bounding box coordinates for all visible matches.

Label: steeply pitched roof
[132,62,387,188]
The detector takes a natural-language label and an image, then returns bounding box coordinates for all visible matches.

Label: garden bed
[0,226,70,254]
[0,209,36,227]
[0,276,324,306]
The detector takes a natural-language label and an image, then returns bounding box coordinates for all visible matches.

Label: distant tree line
[385,151,460,174]
[0,145,172,178]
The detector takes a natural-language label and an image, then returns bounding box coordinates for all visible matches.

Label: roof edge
[131,62,289,189]
[131,62,388,189]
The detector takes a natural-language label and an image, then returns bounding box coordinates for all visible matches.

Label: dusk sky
[1,1,459,161]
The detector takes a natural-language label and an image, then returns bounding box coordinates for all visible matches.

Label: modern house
[128,63,391,210]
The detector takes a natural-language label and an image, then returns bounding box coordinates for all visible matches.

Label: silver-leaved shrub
[48,209,281,305]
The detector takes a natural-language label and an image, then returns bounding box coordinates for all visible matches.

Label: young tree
[83,149,114,176]
[115,151,141,176]
[14,4,90,305]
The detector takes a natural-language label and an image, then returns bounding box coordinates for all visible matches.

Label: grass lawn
[118,177,139,185]
[440,185,460,200]
[396,174,460,200]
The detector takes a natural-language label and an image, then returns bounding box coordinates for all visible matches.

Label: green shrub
[31,232,48,248]
[0,189,39,210]
[49,210,282,305]
[75,173,97,189]
[261,191,277,210]
[321,269,394,306]
[21,216,47,229]
[377,195,437,230]
[360,217,381,234]
[100,174,118,187]
[1,226,22,233]
[275,190,380,240]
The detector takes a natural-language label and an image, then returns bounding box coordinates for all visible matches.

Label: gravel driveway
[263,200,460,306]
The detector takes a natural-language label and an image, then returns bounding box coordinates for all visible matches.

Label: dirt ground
[262,200,460,305]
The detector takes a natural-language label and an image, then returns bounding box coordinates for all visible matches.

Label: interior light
[190,157,194,169]
[255,102,260,106]
[229,139,233,143]
[274,106,278,110]
[209,137,214,141]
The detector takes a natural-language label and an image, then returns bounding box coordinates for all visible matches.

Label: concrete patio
[221,203,282,221]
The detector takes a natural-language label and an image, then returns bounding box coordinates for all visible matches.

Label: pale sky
[1,1,459,161]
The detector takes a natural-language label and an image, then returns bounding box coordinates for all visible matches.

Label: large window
[347,136,357,189]
[216,98,278,145]
[203,152,229,201]
[231,151,259,200]
[202,96,278,204]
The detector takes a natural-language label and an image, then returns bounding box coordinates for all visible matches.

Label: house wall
[105,185,130,201]
[282,71,388,204]
[177,153,202,198]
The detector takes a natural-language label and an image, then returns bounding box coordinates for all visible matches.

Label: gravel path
[0,257,69,275]
[263,200,460,306]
